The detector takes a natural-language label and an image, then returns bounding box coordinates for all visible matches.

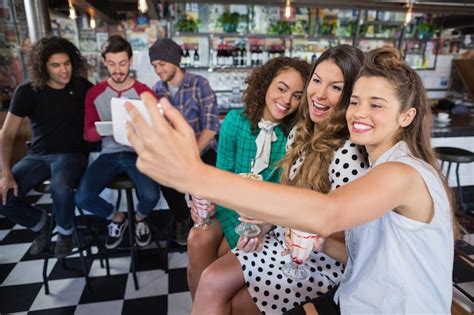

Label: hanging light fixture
[404,1,414,25]
[284,0,291,19]
[138,0,148,14]
[68,0,77,20]
[90,15,96,29]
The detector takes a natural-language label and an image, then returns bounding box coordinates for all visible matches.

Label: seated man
[148,38,220,245]
[0,36,92,257]
[74,35,160,249]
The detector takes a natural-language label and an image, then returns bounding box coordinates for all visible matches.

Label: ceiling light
[138,0,148,14]
[284,0,291,19]
[68,0,77,20]
[90,15,96,29]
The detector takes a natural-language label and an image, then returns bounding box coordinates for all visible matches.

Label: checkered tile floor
[0,193,192,315]
[1,194,474,314]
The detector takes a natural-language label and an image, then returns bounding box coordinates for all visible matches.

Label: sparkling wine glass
[282,229,318,281]
[234,172,263,238]
[192,195,214,230]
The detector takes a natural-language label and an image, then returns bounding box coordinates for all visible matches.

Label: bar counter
[432,113,474,138]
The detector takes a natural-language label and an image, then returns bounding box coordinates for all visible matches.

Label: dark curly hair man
[0,36,92,258]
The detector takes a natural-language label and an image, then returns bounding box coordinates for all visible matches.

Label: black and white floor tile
[1,193,474,314]
[0,193,192,315]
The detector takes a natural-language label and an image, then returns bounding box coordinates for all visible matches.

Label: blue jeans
[0,153,87,235]
[74,152,160,220]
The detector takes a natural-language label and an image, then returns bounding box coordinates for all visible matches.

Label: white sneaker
[106,219,128,249]
[135,221,151,247]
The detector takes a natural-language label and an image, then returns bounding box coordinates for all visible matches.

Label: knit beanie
[148,38,182,66]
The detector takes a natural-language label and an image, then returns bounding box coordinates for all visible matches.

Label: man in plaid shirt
[149,38,220,245]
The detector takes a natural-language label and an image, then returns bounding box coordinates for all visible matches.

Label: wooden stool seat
[106,175,135,190]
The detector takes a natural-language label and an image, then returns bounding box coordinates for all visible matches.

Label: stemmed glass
[282,229,319,281]
[191,195,214,230]
[234,168,263,238]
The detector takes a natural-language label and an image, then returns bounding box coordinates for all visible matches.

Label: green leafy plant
[268,21,293,35]
[292,20,308,35]
[217,12,240,33]
[415,22,434,40]
[175,16,200,33]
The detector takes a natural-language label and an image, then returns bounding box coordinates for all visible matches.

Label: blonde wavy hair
[280,45,364,192]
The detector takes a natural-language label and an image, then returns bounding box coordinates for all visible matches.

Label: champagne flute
[191,195,214,230]
[281,229,319,281]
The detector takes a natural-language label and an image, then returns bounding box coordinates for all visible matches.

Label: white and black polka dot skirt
[232,226,344,314]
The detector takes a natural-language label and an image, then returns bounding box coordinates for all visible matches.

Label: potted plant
[217,12,240,33]
[268,21,293,35]
[175,16,200,33]
[416,21,435,40]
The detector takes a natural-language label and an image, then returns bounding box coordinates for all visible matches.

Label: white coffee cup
[437,112,449,121]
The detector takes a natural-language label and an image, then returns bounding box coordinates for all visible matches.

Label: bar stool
[105,174,168,291]
[35,180,95,295]
[434,147,474,212]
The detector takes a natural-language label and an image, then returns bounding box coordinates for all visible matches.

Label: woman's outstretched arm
[125,93,428,236]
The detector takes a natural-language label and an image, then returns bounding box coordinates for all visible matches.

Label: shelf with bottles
[402,38,439,70]
[216,88,245,115]
[357,38,398,52]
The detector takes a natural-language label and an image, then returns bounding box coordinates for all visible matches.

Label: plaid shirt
[152,72,220,152]
[214,109,288,248]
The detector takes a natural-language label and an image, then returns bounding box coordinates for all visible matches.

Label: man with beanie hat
[149,38,219,246]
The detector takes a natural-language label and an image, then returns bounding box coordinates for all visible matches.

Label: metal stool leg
[76,207,109,271]
[454,162,466,211]
[72,222,91,291]
[42,212,55,295]
[446,162,452,180]
[126,188,139,290]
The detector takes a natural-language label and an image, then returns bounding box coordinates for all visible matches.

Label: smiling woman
[125,46,459,314]
[185,56,310,302]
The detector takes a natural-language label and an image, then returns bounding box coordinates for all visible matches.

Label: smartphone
[111,97,152,146]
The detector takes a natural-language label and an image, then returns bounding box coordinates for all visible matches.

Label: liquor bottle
[233,47,239,67]
[193,49,200,67]
[257,46,263,65]
[251,46,258,66]
[241,46,247,67]
[184,49,191,67]
[180,49,186,67]
[217,48,223,66]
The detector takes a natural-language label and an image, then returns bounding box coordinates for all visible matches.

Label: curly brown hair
[242,57,310,135]
[280,45,365,192]
[27,36,87,90]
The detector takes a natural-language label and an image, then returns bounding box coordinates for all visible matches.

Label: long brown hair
[280,45,364,192]
[358,47,459,238]
[243,57,311,134]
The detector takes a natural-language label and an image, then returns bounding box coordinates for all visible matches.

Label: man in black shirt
[0,36,92,257]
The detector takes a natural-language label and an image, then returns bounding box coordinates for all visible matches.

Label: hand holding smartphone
[111,97,152,146]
